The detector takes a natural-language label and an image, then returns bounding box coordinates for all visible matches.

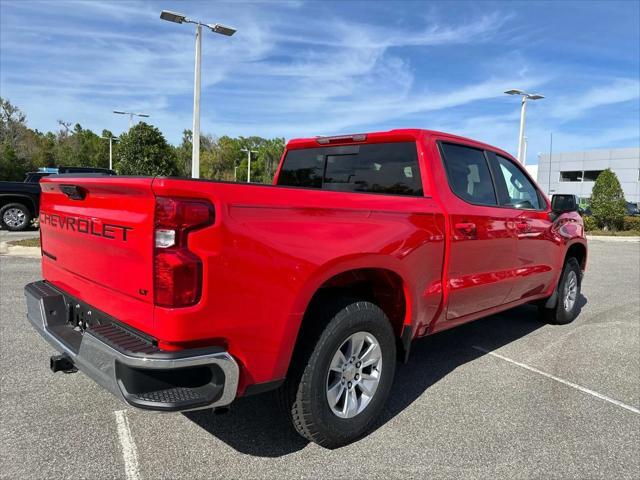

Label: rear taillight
[154,197,214,307]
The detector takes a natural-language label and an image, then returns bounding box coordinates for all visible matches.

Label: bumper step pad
[89,323,159,356]
[133,387,205,404]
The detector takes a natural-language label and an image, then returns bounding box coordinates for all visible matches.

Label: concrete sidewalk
[586,235,640,242]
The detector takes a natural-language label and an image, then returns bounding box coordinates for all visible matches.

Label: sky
[1,0,639,164]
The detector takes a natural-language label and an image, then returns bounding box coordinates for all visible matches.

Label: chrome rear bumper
[25,281,239,411]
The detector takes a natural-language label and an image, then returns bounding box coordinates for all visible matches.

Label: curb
[586,235,640,243]
[0,241,41,258]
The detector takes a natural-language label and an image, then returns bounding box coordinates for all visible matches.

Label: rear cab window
[277,142,423,196]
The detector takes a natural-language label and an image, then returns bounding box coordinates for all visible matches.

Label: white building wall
[537,147,640,203]
[525,164,538,182]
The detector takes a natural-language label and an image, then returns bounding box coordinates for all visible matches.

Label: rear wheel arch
[288,268,411,373]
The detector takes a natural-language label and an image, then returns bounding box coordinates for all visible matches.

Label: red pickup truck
[25,129,587,448]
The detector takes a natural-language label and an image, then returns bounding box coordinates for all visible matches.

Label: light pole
[504,89,544,164]
[100,136,118,170]
[113,110,150,129]
[160,10,236,179]
[241,148,258,183]
[548,132,553,195]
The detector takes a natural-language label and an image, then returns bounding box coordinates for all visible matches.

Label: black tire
[0,203,32,231]
[280,298,396,448]
[539,257,582,325]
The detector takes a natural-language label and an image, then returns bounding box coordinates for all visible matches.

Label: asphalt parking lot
[1,238,638,479]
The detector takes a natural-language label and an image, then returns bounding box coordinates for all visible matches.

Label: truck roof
[286,128,515,160]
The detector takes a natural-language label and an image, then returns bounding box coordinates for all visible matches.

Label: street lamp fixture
[209,24,236,36]
[505,89,545,164]
[160,10,186,24]
[113,110,150,129]
[160,10,236,179]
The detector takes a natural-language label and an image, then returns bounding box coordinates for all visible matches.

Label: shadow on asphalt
[185,296,587,457]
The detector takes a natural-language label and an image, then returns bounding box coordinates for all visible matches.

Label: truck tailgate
[39,177,155,331]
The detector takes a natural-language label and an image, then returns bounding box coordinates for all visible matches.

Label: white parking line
[114,410,141,480]
[473,346,640,415]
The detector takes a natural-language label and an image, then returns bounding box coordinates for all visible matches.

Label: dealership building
[535,147,640,204]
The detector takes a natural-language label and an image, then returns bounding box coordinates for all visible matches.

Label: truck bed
[38,175,445,386]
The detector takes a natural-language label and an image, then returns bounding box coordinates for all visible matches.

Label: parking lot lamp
[113,111,150,129]
[505,89,544,164]
[160,10,236,179]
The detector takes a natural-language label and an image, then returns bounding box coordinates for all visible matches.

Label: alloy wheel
[325,331,382,419]
[3,208,26,229]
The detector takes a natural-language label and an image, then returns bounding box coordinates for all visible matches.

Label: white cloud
[550,78,640,120]
[1,0,638,154]
[2,2,515,141]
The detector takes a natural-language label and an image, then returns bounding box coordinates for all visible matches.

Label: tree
[0,97,27,149]
[590,169,626,230]
[0,97,286,182]
[174,129,193,177]
[31,132,56,169]
[226,136,285,184]
[115,122,179,176]
[0,144,22,180]
[256,137,285,183]
[0,98,32,179]
[202,135,242,181]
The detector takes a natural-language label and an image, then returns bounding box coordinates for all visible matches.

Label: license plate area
[66,299,107,332]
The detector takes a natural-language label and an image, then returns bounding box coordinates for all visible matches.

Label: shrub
[115,122,179,176]
[622,215,640,231]
[582,215,598,231]
[590,169,626,230]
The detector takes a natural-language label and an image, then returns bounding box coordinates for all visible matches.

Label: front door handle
[455,222,477,236]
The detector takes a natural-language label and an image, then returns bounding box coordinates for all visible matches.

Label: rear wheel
[539,257,582,325]
[281,299,396,448]
[0,203,31,231]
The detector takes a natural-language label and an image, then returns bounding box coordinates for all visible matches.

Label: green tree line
[0,98,285,183]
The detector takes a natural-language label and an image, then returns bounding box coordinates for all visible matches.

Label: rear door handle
[455,222,477,236]
[515,221,530,232]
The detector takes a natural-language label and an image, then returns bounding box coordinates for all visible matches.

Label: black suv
[0,167,115,231]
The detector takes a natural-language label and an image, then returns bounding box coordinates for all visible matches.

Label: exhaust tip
[50,354,77,374]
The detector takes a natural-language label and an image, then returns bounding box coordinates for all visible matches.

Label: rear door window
[439,143,497,205]
[278,142,423,196]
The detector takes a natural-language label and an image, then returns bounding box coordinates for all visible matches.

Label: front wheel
[539,257,582,325]
[282,299,396,448]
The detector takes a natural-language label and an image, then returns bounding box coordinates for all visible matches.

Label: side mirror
[551,194,578,213]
